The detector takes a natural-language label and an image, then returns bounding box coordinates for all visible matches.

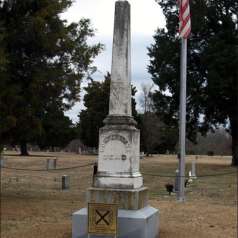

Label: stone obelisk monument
[92,0,143,193]
[72,1,159,237]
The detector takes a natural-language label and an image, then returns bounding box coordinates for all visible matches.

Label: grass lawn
[1,152,237,238]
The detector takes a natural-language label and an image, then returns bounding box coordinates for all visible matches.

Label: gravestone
[188,170,193,183]
[140,152,145,160]
[0,157,5,168]
[46,158,57,170]
[174,169,179,192]
[191,160,197,178]
[72,1,159,238]
[62,175,70,190]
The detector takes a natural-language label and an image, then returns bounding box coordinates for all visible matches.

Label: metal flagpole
[176,0,191,202]
[177,37,187,202]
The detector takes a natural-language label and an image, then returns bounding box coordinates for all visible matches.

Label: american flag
[178,0,191,38]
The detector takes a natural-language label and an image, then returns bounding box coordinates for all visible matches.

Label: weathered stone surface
[0,158,5,168]
[103,115,137,126]
[87,187,148,210]
[72,2,159,237]
[109,0,131,116]
[72,206,159,238]
[95,123,142,189]
[174,169,179,192]
[93,1,143,190]
[191,160,197,178]
[62,175,70,190]
[46,158,57,170]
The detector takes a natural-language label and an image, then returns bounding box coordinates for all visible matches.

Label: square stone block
[97,125,141,186]
[72,206,159,238]
[87,187,148,210]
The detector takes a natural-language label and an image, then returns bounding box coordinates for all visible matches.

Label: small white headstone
[191,160,197,179]
[174,169,179,192]
[140,152,144,160]
[62,175,70,190]
[0,158,5,168]
[46,159,57,170]
[188,170,193,183]
[77,147,82,154]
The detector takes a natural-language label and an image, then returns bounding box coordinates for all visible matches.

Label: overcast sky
[62,0,166,122]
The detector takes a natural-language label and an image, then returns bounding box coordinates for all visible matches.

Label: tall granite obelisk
[72,1,159,237]
[109,0,132,117]
[90,0,144,202]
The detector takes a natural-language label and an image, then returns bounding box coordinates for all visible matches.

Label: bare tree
[139,83,177,155]
[140,83,154,113]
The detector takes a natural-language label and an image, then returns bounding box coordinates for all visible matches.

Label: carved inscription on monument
[99,134,132,164]
[100,134,131,154]
[104,134,128,145]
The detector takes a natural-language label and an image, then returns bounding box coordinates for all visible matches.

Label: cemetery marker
[72,1,159,237]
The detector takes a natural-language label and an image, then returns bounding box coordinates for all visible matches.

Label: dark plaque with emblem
[88,203,118,236]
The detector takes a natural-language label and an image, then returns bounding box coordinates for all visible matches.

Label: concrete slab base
[72,206,159,238]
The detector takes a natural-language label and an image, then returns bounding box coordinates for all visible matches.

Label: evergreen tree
[0,0,102,155]
[148,0,238,165]
[37,105,76,150]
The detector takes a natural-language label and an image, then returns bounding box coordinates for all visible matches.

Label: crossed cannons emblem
[96,210,110,225]
[88,203,118,235]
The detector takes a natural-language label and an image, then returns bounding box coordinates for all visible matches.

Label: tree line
[0,0,102,154]
[148,0,238,165]
[0,0,237,166]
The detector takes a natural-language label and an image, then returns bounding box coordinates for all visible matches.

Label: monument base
[93,173,143,189]
[87,186,148,210]
[72,206,159,238]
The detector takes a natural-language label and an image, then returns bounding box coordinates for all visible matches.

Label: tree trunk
[231,117,238,166]
[20,142,29,156]
[0,144,3,155]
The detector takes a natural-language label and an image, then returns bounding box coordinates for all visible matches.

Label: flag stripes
[179,0,191,38]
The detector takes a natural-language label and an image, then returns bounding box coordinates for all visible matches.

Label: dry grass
[1,152,237,238]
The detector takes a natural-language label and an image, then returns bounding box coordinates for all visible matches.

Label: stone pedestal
[87,187,148,210]
[95,122,142,189]
[72,206,159,238]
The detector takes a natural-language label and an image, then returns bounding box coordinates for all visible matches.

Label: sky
[62,0,166,122]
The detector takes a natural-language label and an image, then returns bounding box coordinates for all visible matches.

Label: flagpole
[177,37,187,202]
